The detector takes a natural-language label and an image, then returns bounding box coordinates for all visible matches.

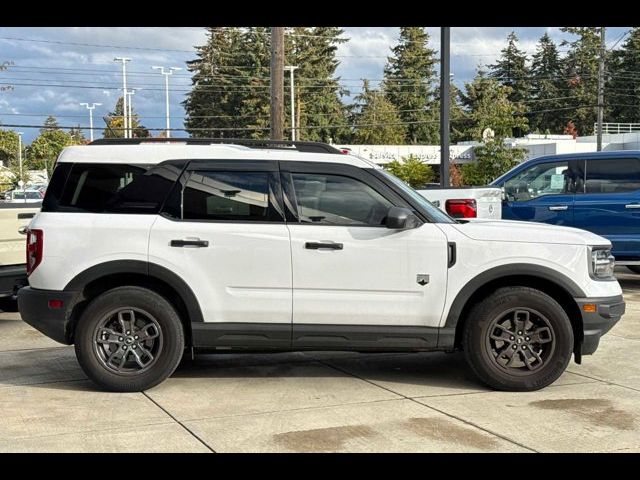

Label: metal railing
[594,122,640,134]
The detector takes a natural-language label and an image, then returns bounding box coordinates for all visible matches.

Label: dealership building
[336,131,640,167]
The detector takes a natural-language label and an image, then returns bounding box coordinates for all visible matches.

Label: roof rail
[88,137,344,154]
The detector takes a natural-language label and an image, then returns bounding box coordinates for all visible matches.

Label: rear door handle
[170,239,209,248]
[625,203,640,209]
[305,242,343,250]
[548,205,569,211]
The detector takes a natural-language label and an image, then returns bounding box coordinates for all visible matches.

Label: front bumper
[574,294,625,357]
[17,287,80,345]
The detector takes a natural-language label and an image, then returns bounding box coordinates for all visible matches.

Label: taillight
[26,229,43,276]
[445,199,477,218]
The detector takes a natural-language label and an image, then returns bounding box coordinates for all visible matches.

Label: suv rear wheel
[75,286,184,392]
[463,286,573,391]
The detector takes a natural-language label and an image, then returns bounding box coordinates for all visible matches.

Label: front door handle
[625,203,640,209]
[170,238,209,248]
[305,242,343,250]
[548,205,569,211]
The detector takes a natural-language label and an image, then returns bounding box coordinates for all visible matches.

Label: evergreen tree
[607,27,640,124]
[238,27,272,139]
[529,33,566,134]
[460,71,528,140]
[0,129,20,168]
[433,82,469,143]
[560,27,602,136]
[352,80,406,144]
[383,27,439,144]
[184,27,249,138]
[103,96,149,138]
[285,27,350,143]
[488,31,530,135]
[29,116,75,173]
[69,125,87,144]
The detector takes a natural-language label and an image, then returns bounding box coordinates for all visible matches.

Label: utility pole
[114,57,131,138]
[285,65,299,141]
[17,132,25,202]
[126,89,136,138]
[80,102,102,142]
[152,66,182,138]
[597,27,606,151]
[270,27,285,141]
[440,27,451,187]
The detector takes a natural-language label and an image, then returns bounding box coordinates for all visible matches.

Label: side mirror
[385,206,421,230]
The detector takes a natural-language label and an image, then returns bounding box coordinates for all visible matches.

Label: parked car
[491,151,640,274]
[0,202,40,302]
[418,186,502,219]
[18,139,624,392]
[3,189,45,203]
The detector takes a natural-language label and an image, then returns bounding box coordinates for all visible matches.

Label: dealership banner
[334,145,476,165]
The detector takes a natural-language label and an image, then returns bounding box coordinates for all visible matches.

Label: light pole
[114,57,131,138]
[80,102,102,142]
[152,66,181,138]
[17,132,25,202]
[125,89,136,137]
[284,65,299,141]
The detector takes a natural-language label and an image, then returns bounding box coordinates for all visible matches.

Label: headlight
[590,247,615,280]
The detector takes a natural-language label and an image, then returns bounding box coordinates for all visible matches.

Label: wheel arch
[445,264,585,355]
[64,260,203,345]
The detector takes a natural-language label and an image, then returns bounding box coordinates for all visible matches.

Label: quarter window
[291,173,393,226]
[43,162,182,214]
[585,158,640,194]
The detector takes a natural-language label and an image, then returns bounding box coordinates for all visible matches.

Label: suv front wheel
[75,286,185,392]
[463,286,574,391]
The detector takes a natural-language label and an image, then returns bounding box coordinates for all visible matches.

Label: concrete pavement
[1,270,639,452]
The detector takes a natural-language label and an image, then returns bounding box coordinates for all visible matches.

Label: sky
[0,26,631,143]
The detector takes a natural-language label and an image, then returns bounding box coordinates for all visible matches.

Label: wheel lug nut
[525,337,530,341]
[512,345,517,350]
[119,337,123,341]
[123,346,127,350]
[510,336,515,340]
[132,345,137,349]
[126,331,130,335]
[134,335,139,340]
[517,331,523,335]
[523,345,527,350]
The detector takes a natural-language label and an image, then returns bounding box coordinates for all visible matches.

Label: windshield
[378,170,454,224]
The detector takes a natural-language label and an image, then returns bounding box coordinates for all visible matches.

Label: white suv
[18,138,625,392]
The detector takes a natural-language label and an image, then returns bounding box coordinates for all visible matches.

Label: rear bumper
[0,264,28,298]
[574,294,625,356]
[17,287,80,345]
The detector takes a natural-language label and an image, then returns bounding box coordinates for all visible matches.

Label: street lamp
[284,65,299,141]
[80,102,102,142]
[114,57,131,138]
[17,132,25,202]
[125,89,139,137]
[152,66,182,138]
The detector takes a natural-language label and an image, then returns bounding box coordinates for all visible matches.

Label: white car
[18,139,625,392]
[3,189,44,203]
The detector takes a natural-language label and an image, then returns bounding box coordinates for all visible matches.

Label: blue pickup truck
[490,151,640,273]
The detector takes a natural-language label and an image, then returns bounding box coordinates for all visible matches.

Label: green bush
[385,155,435,189]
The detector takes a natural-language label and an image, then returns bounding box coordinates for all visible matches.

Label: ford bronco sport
[18,138,625,392]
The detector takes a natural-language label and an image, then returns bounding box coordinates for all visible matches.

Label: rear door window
[42,162,184,214]
[584,158,640,194]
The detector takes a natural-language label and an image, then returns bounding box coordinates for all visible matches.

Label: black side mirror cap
[385,206,422,229]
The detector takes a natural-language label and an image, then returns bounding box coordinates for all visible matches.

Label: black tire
[627,266,640,274]
[463,286,573,392]
[74,286,184,392]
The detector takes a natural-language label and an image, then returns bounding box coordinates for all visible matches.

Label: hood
[451,218,611,247]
